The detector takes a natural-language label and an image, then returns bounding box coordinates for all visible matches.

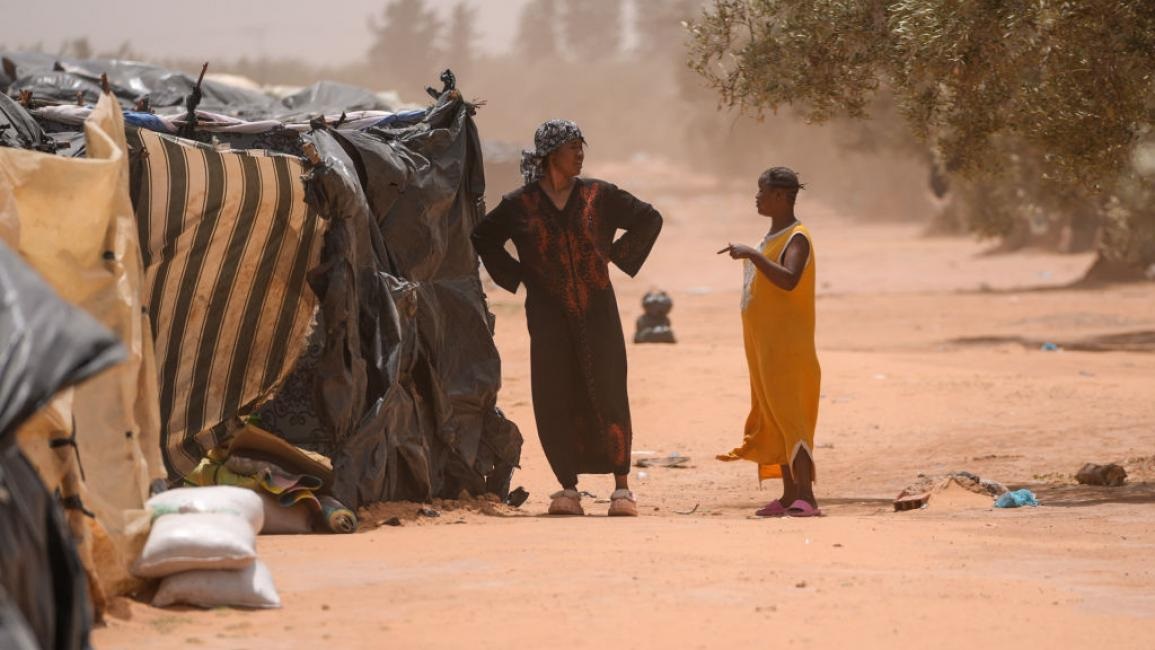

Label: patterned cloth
[184,449,358,533]
[473,179,662,485]
[519,119,586,184]
[124,127,324,478]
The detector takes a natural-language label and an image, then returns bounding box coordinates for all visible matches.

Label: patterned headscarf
[520,119,586,185]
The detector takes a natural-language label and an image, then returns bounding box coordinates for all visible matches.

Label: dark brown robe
[472,178,662,486]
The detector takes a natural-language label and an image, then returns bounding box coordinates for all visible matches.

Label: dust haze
[3,0,934,224]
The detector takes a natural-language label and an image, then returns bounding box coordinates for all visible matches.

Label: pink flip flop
[786,500,823,518]
[755,499,788,517]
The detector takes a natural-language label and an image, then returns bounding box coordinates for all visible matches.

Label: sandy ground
[95,160,1155,649]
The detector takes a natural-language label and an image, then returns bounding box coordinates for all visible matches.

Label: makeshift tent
[2,55,522,512]
[1,91,163,614]
[325,92,522,501]
[120,96,522,505]
[0,236,127,650]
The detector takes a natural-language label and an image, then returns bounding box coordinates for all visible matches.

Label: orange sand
[94,160,1155,649]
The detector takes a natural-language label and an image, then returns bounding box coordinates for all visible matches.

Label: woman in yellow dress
[717,167,822,517]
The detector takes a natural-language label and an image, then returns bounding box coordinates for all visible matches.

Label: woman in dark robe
[472,120,662,517]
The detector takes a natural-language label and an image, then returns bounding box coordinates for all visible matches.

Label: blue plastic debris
[994,489,1039,508]
[1041,342,1060,351]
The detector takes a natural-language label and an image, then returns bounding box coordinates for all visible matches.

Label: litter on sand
[635,453,692,468]
[894,471,1009,512]
[994,489,1040,508]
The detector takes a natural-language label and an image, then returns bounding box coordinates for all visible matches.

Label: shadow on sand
[1009,482,1155,508]
[948,330,1155,353]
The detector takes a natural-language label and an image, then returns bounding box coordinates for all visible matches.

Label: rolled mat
[319,496,357,534]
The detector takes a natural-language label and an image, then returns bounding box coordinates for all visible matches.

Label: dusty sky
[0,0,532,64]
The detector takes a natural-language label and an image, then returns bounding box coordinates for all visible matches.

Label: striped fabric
[126,128,325,477]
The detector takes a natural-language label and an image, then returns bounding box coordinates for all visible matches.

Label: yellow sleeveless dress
[718,221,821,481]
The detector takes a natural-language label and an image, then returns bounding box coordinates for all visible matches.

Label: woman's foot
[548,489,584,516]
[608,489,638,517]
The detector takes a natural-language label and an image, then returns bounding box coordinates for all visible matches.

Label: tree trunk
[1079,253,1149,284]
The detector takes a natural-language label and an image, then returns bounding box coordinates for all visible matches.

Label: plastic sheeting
[0,586,38,650]
[0,52,59,93]
[4,56,279,118]
[0,241,127,437]
[277,81,394,123]
[301,129,428,507]
[0,93,55,152]
[1,53,399,122]
[0,451,93,650]
[9,57,523,510]
[0,237,127,650]
[31,104,426,137]
[9,70,105,105]
[305,90,522,505]
[0,92,162,611]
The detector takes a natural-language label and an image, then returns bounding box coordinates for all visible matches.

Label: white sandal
[608,489,638,517]
[548,489,584,516]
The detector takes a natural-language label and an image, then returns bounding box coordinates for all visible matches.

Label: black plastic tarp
[0,239,126,650]
[0,92,55,152]
[277,81,393,122]
[0,243,126,437]
[1,52,58,93]
[2,54,280,118]
[0,585,37,650]
[69,59,278,116]
[330,92,522,502]
[302,129,430,507]
[7,70,105,107]
[299,90,521,506]
[2,53,397,123]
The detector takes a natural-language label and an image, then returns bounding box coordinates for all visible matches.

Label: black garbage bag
[0,240,125,650]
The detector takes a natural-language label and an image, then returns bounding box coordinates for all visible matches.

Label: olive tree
[687,0,1155,277]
